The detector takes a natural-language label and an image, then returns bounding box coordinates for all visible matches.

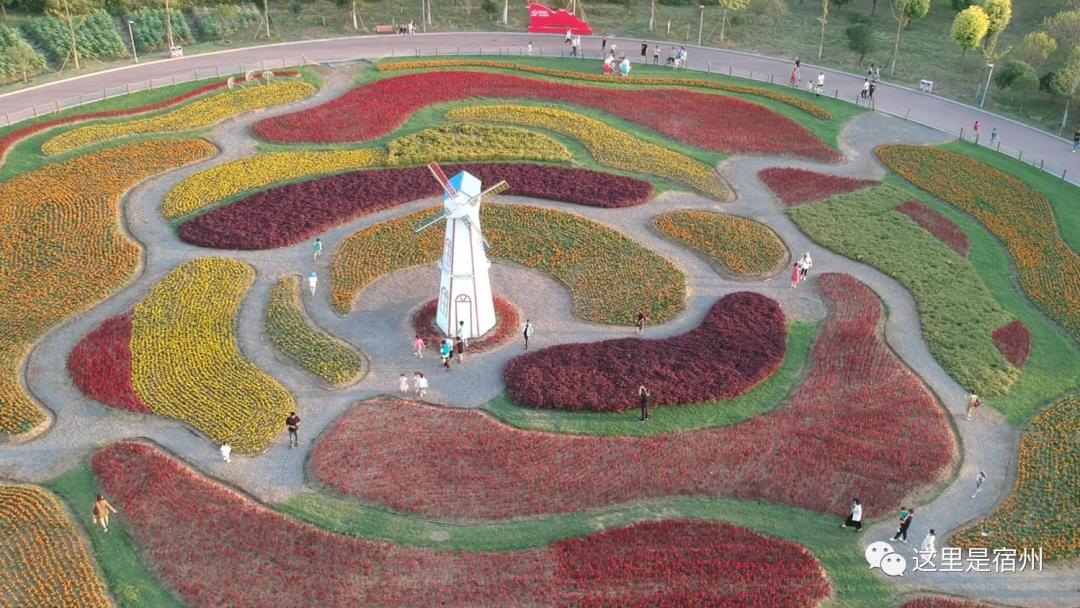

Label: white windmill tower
[414,162,509,340]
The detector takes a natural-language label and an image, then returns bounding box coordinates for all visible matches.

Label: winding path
[0,59,1076,607]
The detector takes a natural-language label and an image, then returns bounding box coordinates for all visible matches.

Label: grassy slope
[485,321,814,436]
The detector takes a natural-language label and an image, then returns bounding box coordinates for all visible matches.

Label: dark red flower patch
[252,71,840,161]
[899,598,996,608]
[504,291,786,412]
[311,274,955,521]
[991,320,1031,368]
[0,71,298,165]
[759,167,877,207]
[896,200,970,257]
[67,311,149,413]
[178,163,653,250]
[411,296,520,355]
[92,440,830,608]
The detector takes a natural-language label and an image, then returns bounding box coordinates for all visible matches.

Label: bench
[374,24,396,34]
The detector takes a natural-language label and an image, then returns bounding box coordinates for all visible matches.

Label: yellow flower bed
[0,139,214,435]
[131,258,293,453]
[952,396,1080,560]
[446,104,732,201]
[376,59,832,120]
[332,204,686,324]
[267,276,366,386]
[0,483,112,608]
[877,145,1080,343]
[43,80,316,155]
[386,123,571,165]
[162,148,385,220]
[654,210,788,277]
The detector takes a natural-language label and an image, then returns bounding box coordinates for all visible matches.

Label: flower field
[789,186,1020,396]
[992,320,1032,369]
[0,483,111,608]
[92,440,831,608]
[899,599,996,608]
[896,200,970,257]
[180,163,655,250]
[67,311,149,413]
[878,145,1080,343]
[385,122,571,165]
[42,80,315,155]
[332,204,686,325]
[759,167,877,206]
[0,138,214,435]
[653,209,788,277]
[411,296,520,354]
[446,104,732,200]
[504,292,786,412]
[312,274,954,521]
[252,70,839,161]
[951,396,1079,560]
[266,276,366,385]
[162,148,386,220]
[130,258,293,453]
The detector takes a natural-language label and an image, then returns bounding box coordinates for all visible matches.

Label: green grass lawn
[485,321,814,436]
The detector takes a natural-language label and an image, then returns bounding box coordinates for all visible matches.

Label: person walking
[399,373,410,395]
[1073,129,1080,152]
[522,319,534,350]
[794,56,801,80]
[891,507,914,543]
[602,34,608,52]
[570,36,578,57]
[678,46,687,69]
[790,262,801,288]
[868,81,876,100]
[641,41,648,63]
[652,44,660,64]
[990,128,998,145]
[972,120,980,140]
[635,310,648,335]
[286,411,300,448]
[220,443,231,463]
[972,471,987,498]
[841,498,862,531]
[527,41,533,56]
[919,529,938,567]
[307,271,317,296]
[92,495,118,533]
[413,371,422,396]
[454,336,465,364]
[638,385,651,421]
[413,334,425,358]
[965,392,981,421]
[861,78,870,100]
[313,238,322,261]
[565,29,572,44]
[417,372,428,398]
[799,252,813,280]
[789,67,798,88]
[816,72,825,97]
[439,339,452,371]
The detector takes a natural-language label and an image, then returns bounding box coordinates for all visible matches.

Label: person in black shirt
[286,412,300,448]
[638,385,651,421]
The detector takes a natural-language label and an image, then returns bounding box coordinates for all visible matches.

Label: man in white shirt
[919,529,937,567]
[841,498,862,531]
[522,319,534,350]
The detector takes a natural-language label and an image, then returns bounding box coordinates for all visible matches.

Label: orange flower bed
[877,145,1080,342]
[0,139,215,435]
[0,483,111,607]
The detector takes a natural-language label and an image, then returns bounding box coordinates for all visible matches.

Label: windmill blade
[464,180,510,207]
[414,208,454,233]
[460,215,492,251]
[428,162,457,199]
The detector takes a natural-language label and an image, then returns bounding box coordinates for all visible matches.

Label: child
[965,392,981,420]
[92,495,117,533]
[791,262,801,288]
[399,373,409,395]
[413,334,425,358]
[412,372,422,395]
[416,373,428,398]
[440,340,452,371]
[220,443,231,463]
[455,336,465,364]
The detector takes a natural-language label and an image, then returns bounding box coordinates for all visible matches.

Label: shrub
[0,24,46,83]
[191,4,262,42]
[126,8,194,52]
[22,10,126,65]
[504,292,786,412]
[758,167,877,206]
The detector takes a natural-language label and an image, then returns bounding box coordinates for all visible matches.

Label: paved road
[0,31,1077,184]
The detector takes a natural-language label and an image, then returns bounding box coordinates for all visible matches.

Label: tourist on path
[455,336,465,364]
[522,319,534,350]
[972,120,980,139]
[619,57,631,78]
[891,507,914,543]
[416,372,428,398]
[440,339,452,371]
[972,471,987,498]
[990,128,998,145]
[413,334,425,358]
[399,373,409,395]
[635,310,648,335]
[798,252,813,280]
[565,29,572,44]
[790,262,801,288]
[313,238,322,261]
[602,34,608,52]
[652,44,660,64]
[307,271,317,296]
[286,411,301,448]
[641,41,648,63]
[527,42,533,56]
[816,72,825,96]
[92,495,117,533]
[965,392,981,421]
[220,443,231,463]
[861,78,870,100]
[412,372,422,396]
[1073,129,1080,152]
[919,529,937,567]
[868,81,876,100]
[638,385,651,421]
[458,321,468,347]
[841,498,862,531]
[790,67,798,88]
[794,56,801,80]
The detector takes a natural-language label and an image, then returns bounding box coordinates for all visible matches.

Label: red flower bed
[758,167,877,207]
[311,274,955,521]
[991,320,1031,368]
[179,163,653,250]
[67,312,148,413]
[252,71,839,161]
[411,295,520,354]
[896,200,970,257]
[0,71,298,165]
[504,291,786,412]
[92,440,830,608]
[899,598,996,608]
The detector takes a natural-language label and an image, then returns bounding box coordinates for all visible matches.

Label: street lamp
[698,5,705,46]
[127,20,138,64]
[979,63,994,108]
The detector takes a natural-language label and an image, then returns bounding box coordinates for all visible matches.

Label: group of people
[401,372,430,397]
[396,21,417,35]
[790,252,813,288]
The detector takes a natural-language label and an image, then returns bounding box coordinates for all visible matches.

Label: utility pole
[979,63,994,108]
[62,0,79,70]
[127,20,138,63]
[697,5,704,46]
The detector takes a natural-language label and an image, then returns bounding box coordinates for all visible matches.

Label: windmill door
[455,294,473,338]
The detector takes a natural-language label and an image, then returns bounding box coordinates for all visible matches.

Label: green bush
[0,24,46,82]
[22,9,126,65]
[126,8,193,52]
[191,4,262,42]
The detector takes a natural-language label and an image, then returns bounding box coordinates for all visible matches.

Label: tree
[718,0,749,42]
[481,0,496,19]
[1052,46,1080,134]
[980,0,1010,57]
[1043,9,1080,54]
[817,0,828,59]
[3,39,43,81]
[994,58,1037,107]
[845,22,873,64]
[43,0,99,70]
[333,0,359,30]
[950,0,972,9]
[889,0,931,76]
[1020,31,1056,70]
[951,5,989,56]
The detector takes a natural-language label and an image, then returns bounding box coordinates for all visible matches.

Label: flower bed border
[410,296,520,355]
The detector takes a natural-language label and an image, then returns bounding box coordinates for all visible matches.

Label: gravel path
[0,64,1075,607]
